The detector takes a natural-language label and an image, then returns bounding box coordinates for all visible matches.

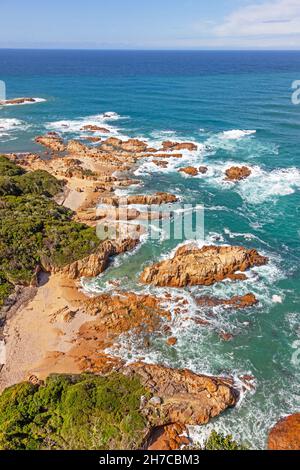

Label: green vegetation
[204,431,248,451]
[0,373,148,450]
[0,156,99,305]
[0,156,64,197]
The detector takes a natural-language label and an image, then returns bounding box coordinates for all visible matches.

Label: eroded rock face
[123,363,238,427]
[161,141,198,152]
[179,167,198,177]
[225,166,252,181]
[41,239,138,280]
[140,244,268,287]
[35,135,65,152]
[268,414,300,450]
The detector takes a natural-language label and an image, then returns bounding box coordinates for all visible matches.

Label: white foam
[45,112,127,137]
[0,118,29,140]
[221,130,256,140]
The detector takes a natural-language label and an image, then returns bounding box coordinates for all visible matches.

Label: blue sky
[1,0,300,49]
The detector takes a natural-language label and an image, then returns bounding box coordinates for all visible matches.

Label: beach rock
[97,207,140,221]
[123,363,238,427]
[162,141,197,152]
[154,160,169,168]
[268,414,300,450]
[225,166,252,181]
[66,140,89,155]
[179,166,198,177]
[196,293,258,309]
[35,135,65,152]
[140,244,268,288]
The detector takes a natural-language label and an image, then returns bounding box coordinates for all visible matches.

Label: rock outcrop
[196,293,258,309]
[123,363,238,427]
[0,97,37,105]
[268,414,300,450]
[161,141,198,152]
[140,244,268,287]
[35,135,65,152]
[179,167,199,177]
[225,166,252,181]
[99,192,178,206]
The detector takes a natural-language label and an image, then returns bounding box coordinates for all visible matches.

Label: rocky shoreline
[0,131,294,450]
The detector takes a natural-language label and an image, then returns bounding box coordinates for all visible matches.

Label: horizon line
[1,47,300,52]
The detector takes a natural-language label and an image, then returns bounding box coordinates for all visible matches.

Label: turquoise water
[1,50,300,448]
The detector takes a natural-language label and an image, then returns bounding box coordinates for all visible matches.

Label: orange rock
[268,414,300,450]
[140,244,268,288]
[166,337,178,346]
[196,293,258,309]
[162,141,197,152]
[179,166,198,177]
[225,166,252,181]
[81,125,110,133]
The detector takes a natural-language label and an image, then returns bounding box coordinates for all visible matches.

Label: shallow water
[1,50,300,449]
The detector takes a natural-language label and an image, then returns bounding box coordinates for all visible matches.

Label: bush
[0,156,100,296]
[204,431,248,450]
[0,374,149,450]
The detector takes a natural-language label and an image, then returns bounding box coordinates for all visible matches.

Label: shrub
[0,374,148,450]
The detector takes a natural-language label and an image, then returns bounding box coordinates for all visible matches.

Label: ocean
[1,49,300,449]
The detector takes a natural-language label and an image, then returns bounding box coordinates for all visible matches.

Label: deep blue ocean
[1,50,300,449]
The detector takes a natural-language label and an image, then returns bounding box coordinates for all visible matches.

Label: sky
[0,0,300,50]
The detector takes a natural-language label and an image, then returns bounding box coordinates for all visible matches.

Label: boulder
[179,167,198,177]
[123,363,238,427]
[225,166,252,181]
[268,414,300,450]
[140,244,268,288]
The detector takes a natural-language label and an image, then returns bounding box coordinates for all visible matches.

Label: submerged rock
[196,293,258,309]
[268,414,300,450]
[140,244,268,288]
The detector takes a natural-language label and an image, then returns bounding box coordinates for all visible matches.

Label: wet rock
[179,167,198,177]
[81,125,110,133]
[225,166,252,181]
[199,166,208,174]
[196,293,258,309]
[140,244,268,288]
[166,337,178,346]
[161,141,198,152]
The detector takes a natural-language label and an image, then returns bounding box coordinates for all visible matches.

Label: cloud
[214,0,300,37]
